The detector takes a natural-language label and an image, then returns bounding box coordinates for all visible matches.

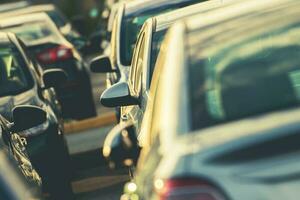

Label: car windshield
[121,1,202,66]
[188,25,300,131]
[1,21,59,45]
[149,29,167,84]
[0,45,33,97]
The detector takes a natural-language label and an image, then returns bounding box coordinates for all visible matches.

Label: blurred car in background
[0,106,43,200]
[90,0,207,120]
[100,1,229,164]
[88,1,123,55]
[0,32,73,199]
[0,13,96,119]
[113,0,300,199]
[0,1,31,13]
[0,3,86,52]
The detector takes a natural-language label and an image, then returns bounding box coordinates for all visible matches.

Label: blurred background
[3,0,106,36]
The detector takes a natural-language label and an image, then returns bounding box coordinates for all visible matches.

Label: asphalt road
[65,68,129,200]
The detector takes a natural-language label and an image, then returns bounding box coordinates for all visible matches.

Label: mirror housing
[100,82,139,107]
[42,69,67,89]
[103,121,140,169]
[90,55,115,73]
[11,106,47,132]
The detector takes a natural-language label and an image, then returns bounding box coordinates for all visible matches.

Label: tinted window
[1,21,60,45]
[0,44,33,97]
[189,25,300,131]
[120,0,204,66]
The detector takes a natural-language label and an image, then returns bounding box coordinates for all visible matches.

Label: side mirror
[103,121,140,169]
[42,69,67,89]
[100,82,139,107]
[90,55,115,73]
[11,105,47,132]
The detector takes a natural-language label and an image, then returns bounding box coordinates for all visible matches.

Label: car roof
[0,4,55,19]
[0,1,30,12]
[183,0,300,58]
[124,0,202,16]
[0,12,52,28]
[185,0,298,33]
[154,0,228,32]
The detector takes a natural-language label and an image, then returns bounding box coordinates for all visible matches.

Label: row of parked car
[0,1,99,199]
[89,0,300,199]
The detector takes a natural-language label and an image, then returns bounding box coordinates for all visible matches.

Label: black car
[0,13,96,119]
[0,32,73,199]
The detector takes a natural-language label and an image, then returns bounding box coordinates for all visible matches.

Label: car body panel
[125,1,300,199]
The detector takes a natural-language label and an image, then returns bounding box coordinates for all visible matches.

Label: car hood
[0,88,42,121]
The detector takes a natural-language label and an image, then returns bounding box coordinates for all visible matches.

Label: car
[99,0,229,160]
[102,0,300,199]
[90,0,208,119]
[0,106,45,199]
[0,4,85,51]
[0,32,74,199]
[0,13,96,119]
[91,0,207,88]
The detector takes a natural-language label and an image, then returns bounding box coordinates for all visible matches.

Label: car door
[18,39,62,119]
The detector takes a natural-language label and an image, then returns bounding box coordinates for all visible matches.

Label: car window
[17,39,42,78]
[0,44,33,97]
[1,21,60,45]
[188,25,300,131]
[120,1,203,66]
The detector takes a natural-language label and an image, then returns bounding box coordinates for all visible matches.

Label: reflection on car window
[0,45,33,97]
[189,25,300,131]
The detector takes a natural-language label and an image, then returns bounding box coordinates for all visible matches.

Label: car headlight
[18,120,50,137]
